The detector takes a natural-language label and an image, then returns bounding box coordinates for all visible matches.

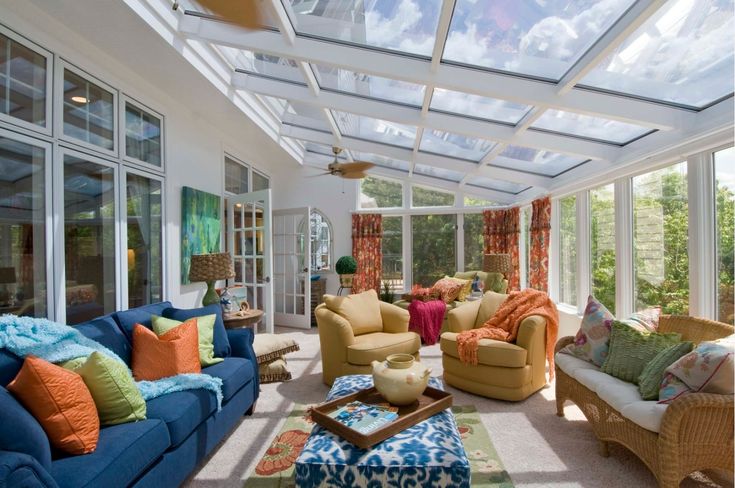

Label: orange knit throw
[456,289,560,380]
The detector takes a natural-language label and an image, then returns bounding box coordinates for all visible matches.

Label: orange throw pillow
[8,356,99,455]
[132,319,201,381]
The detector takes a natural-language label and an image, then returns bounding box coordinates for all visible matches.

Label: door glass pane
[64,154,116,324]
[63,69,114,150]
[382,216,402,293]
[125,102,161,166]
[463,213,484,270]
[715,147,735,325]
[412,214,456,287]
[559,195,577,306]
[126,173,162,307]
[0,33,46,126]
[633,162,688,314]
[0,137,46,317]
[412,186,454,207]
[590,184,616,314]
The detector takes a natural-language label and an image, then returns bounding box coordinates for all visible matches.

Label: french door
[227,189,273,333]
[273,207,311,329]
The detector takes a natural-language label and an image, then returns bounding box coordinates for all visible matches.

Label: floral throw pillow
[562,295,615,367]
[620,307,660,332]
[431,278,465,304]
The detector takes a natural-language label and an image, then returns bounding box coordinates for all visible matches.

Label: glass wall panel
[559,195,577,306]
[126,173,162,307]
[360,176,402,208]
[63,69,114,150]
[252,170,269,191]
[382,216,403,293]
[715,147,735,325]
[225,156,249,194]
[413,186,454,207]
[0,136,46,317]
[412,214,456,287]
[633,162,688,314]
[464,196,498,207]
[125,102,161,167]
[64,154,116,324]
[464,213,484,270]
[590,184,616,314]
[0,32,46,126]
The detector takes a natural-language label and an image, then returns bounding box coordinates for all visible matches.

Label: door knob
[265,276,271,283]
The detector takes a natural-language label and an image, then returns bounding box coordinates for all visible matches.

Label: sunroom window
[62,67,115,151]
[360,176,402,209]
[558,195,577,306]
[412,186,454,207]
[382,216,403,293]
[590,184,616,314]
[715,147,735,325]
[463,213,484,270]
[412,214,456,287]
[0,31,47,127]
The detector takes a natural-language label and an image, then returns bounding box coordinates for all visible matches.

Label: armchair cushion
[474,291,508,328]
[346,332,420,365]
[324,290,382,335]
[440,332,526,368]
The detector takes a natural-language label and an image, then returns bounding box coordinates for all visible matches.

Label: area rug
[244,404,513,488]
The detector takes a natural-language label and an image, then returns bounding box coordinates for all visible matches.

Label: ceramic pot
[371,354,431,406]
[339,274,354,287]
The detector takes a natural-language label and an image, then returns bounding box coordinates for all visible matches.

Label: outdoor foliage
[464,213,484,270]
[590,185,616,314]
[360,177,402,208]
[716,168,735,324]
[412,214,456,287]
[413,186,454,207]
[382,216,403,292]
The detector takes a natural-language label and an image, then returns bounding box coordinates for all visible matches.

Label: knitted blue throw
[0,315,223,409]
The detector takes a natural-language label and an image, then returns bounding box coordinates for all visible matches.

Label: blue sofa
[0,301,259,488]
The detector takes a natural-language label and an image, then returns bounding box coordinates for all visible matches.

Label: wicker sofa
[555,315,734,488]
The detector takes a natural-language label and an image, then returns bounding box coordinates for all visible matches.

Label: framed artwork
[181,186,221,284]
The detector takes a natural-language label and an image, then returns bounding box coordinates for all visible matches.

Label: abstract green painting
[181,186,221,284]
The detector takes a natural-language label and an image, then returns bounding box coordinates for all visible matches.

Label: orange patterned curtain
[483,207,520,291]
[351,214,382,293]
[529,196,552,292]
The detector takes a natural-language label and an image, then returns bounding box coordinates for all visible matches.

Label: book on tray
[328,401,398,435]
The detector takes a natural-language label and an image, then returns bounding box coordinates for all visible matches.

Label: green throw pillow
[152,314,223,366]
[65,351,146,426]
[637,341,694,400]
[601,321,681,384]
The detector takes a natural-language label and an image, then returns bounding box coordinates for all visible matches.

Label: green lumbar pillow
[637,341,694,400]
[601,321,681,384]
[66,351,146,426]
[152,314,223,366]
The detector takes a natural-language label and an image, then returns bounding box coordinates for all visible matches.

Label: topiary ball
[335,256,357,275]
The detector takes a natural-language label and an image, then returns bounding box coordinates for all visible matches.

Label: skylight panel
[311,63,426,107]
[429,88,532,124]
[579,0,734,108]
[419,130,495,161]
[443,0,636,80]
[304,142,344,159]
[283,0,443,57]
[491,145,587,177]
[332,111,417,149]
[354,152,410,172]
[466,175,528,194]
[413,164,464,182]
[530,109,653,144]
[219,46,305,84]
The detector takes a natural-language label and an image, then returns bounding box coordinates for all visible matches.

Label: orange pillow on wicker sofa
[132,319,201,381]
[8,356,99,455]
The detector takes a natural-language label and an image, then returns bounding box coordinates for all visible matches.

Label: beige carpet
[184,327,732,488]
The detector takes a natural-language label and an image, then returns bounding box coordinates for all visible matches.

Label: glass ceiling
[219,46,305,84]
[354,152,410,173]
[332,110,417,148]
[492,145,587,177]
[530,109,653,145]
[419,130,495,162]
[429,88,531,124]
[312,63,425,106]
[466,175,530,195]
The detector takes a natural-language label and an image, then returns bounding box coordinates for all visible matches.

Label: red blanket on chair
[408,299,446,345]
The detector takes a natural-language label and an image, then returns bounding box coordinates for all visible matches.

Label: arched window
[300,210,333,271]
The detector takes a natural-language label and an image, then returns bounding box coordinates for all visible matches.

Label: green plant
[335,256,357,275]
[379,281,395,303]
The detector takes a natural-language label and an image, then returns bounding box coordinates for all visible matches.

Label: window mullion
[615,177,634,318]
[577,191,590,314]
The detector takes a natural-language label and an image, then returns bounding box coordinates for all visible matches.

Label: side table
[223,309,263,330]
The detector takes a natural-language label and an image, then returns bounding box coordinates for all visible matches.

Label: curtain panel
[483,208,520,291]
[529,196,552,292]
[351,214,382,293]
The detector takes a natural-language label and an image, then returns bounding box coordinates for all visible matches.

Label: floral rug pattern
[245,405,513,487]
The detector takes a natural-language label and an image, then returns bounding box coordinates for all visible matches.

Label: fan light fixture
[71,96,88,103]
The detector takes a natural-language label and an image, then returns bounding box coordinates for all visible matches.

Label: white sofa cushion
[621,402,669,433]
[573,369,613,393]
[555,353,600,378]
[595,375,644,413]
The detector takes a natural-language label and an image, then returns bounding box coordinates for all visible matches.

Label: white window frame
[223,152,251,195]
[120,94,166,173]
[0,25,53,137]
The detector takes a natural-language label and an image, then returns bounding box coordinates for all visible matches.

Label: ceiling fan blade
[305,172,332,178]
[197,0,267,30]
[340,171,368,180]
[341,162,375,172]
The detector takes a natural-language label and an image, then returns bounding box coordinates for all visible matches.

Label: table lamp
[483,253,511,275]
[189,253,235,306]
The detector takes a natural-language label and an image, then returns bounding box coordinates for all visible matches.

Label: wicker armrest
[660,392,734,442]
[555,336,575,354]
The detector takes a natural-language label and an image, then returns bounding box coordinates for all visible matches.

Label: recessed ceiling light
[71,96,88,103]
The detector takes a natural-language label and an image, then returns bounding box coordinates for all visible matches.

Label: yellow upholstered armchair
[440,291,548,401]
[316,289,421,385]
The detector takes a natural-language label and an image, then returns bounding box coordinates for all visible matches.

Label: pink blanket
[408,299,446,345]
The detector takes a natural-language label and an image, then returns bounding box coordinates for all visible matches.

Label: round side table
[223,309,264,329]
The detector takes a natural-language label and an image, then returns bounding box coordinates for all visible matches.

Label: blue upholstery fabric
[74,315,132,364]
[0,451,58,488]
[226,328,260,397]
[113,301,172,342]
[0,350,23,387]
[145,390,217,448]
[162,305,230,358]
[50,420,169,488]
[202,357,254,402]
[0,387,52,471]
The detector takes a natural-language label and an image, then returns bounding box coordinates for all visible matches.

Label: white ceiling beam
[179,15,690,130]
[233,72,619,160]
[430,0,456,72]
[557,0,666,94]
[266,0,295,45]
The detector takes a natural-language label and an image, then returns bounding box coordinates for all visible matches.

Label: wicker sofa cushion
[620,402,669,433]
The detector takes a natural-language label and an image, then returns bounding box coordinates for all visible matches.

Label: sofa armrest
[380,301,409,334]
[226,328,259,397]
[660,393,734,452]
[516,316,547,365]
[0,451,57,488]
[555,336,575,354]
[315,305,356,352]
[447,300,481,333]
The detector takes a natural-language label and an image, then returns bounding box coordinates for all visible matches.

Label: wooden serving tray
[310,386,453,449]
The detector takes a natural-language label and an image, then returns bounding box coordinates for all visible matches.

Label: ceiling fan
[192,0,270,30]
[310,147,376,180]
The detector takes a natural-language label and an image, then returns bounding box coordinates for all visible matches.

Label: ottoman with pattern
[295,374,470,487]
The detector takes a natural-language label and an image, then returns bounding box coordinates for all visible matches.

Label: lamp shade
[483,254,511,274]
[189,253,235,282]
[0,267,16,284]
